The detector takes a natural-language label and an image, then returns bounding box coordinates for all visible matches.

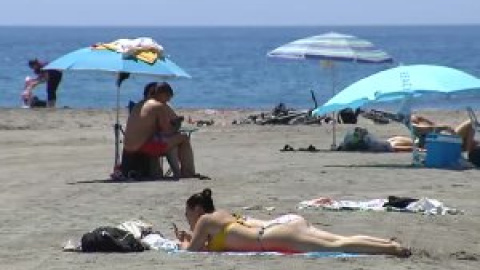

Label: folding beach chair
[466,106,480,135]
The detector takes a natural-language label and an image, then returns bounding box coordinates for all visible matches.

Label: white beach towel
[141,233,179,252]
[108,37,164,56]
[298,197,463,215]
[298,197,387,211]
[405,198,463,215]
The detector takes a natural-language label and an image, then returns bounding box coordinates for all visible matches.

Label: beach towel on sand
[298,196,463,215]
[141,233,360,258]
[65,220,360,257]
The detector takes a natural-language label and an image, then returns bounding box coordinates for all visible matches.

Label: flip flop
[280,144,295,152]
[298,145,319,152]
[193,173,211,180]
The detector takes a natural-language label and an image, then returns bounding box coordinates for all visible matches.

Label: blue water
[1,25,480,109]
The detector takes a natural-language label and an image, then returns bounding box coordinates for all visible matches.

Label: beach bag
[468,147,480,167]
[80,226,145,252]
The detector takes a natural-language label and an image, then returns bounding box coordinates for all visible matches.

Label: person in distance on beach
[27,59,63,108]
[386,114,476,152]
[173,188,411,257]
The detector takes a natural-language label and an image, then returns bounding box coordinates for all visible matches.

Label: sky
[2,0,480,27]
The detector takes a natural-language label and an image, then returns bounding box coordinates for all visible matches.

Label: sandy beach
[0,108,479,270]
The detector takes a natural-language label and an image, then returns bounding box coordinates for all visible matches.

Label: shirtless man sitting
[121,82,195,179]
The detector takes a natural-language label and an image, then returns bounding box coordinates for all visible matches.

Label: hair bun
[202,188,212,198]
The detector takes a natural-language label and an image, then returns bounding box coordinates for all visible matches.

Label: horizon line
[0,23,479,28]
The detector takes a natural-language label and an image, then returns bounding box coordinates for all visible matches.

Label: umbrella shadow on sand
[326,164,473,170]
[67,178,179,185]
[68,175,211,185]
[324,164,417,169]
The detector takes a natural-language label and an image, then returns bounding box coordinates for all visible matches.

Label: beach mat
[169,250,361,258]
[142,234,362,258]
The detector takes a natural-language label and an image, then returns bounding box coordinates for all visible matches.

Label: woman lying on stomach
[174,188,411,257]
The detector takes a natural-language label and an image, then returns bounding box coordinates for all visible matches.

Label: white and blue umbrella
[313,65,480,117]
[268,32,393,148]
[267,32,393,63]
[45,41,191,167]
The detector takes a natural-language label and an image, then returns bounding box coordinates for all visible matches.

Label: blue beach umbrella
[313,64,480,165]
[313,64,480,117]
[44,47,191,78]
[45,41,191,167]
[268,32,393,148]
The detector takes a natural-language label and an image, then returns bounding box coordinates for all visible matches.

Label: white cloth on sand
[405,198,463,215]
[141,233,179,252]
[117,219,153,239]
[298,197,463,215]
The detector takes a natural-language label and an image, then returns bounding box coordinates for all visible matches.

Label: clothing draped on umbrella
[267,32,393,149]
[44,37,191,168]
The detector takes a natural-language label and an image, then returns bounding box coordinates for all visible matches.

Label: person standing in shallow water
[27,59,63,108]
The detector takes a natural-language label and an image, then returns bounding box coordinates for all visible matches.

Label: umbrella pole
[331,64,337,150]
[114,85,121,167]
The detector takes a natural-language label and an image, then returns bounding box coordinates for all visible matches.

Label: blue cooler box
[424,133,462,168]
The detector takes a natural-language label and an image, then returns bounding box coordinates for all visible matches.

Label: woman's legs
[294,232,408,256]
[307,226,395,244]
[166,134,195,177]
[262,223,410,257]
[455,120,476,152]
[177,134,196,177]
[387,136,414,152]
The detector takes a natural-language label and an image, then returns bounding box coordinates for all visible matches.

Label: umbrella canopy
[267,32,393,149]
[313,65,480,117]
[44,39,191,168]
[267,32,393,63]
[44,47,191,78]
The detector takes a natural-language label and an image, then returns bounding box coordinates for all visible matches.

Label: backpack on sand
[81,226,145,252]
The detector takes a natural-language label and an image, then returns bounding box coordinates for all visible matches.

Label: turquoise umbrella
[267,32,393,149]
[44,47,191,78]
[313,65,480,117]
[45,39,191,167]
[313,64,480,165]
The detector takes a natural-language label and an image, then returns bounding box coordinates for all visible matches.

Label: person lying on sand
[387,114,476,152]
[173,188,411,257]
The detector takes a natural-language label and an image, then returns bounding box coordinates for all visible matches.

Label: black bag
[468,147,480,167]
[81,226,145,252]
[30,96,47,108]
[383,196,418,209]
[338,108,361,124]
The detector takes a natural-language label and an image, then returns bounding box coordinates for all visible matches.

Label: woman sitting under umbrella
[386,114,476,152]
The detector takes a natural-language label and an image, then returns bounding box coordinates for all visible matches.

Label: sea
[1,25,480,110]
